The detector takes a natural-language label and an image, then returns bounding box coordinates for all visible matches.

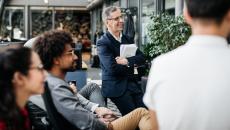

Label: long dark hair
[0,45,32,130]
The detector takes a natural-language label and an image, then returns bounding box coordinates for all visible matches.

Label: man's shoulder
[97,32,111,45]
[122,34,134,44]
[153,45,187,64]
[46,74,68,89]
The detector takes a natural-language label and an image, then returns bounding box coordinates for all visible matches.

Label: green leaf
[143,13,192,61]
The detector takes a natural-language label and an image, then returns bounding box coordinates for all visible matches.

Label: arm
[77,93,99,112]
[68,82,99,112]
[97,41,129,76]
[115,49,145,67]
[126,49,146,67]
[51,85,107,130]
[143,60,159,130]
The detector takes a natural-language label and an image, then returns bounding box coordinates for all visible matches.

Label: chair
[42,82,78,130]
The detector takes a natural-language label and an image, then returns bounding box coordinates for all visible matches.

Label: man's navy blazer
[97,31,145,97]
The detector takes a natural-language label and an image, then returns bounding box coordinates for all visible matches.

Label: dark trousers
[110,81,146,116]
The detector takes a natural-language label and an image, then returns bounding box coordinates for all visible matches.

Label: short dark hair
[185,0,230,23]
[33,30,73,70]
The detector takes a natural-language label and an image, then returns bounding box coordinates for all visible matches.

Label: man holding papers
[97,6,146,115]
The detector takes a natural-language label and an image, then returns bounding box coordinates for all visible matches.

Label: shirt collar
[108,30,122,43]
[186,35,228,47]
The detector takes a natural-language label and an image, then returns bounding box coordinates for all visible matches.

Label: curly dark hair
[0,45,32,130]
[33,30,74,70]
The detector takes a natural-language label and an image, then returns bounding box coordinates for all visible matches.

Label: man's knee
[133,107,149,116]
[135,107,147,112]
[86,82,100,90]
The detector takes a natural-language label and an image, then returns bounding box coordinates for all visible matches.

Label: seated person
[33,30,156,130]
[0,45,46,130]
[25,37,121,130]
[27,81,121,130]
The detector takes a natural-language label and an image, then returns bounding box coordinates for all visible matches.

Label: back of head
[0,45,32,129]
[185,0,230,23]
[33,30,73,71]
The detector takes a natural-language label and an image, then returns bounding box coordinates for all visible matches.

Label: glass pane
[0,7,25,42]
[55,9,90,50]
[141,0,155,45]
[31,8,53,37]
[165,0,175,15]
[112,1,120,6]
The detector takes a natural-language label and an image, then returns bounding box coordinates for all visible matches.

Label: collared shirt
[108,30,122,43]
[186,35,228,47]
[144,35,230,130]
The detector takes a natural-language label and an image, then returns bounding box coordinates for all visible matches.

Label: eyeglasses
[63,49,75,56]
[107,15,125,21]
[30,64,44,72]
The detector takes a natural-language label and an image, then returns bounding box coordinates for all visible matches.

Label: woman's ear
[12,72,25,87]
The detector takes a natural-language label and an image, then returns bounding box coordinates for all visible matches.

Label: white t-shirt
[144,35,230,130]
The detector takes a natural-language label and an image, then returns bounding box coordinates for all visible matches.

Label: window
[30,7,53,37]
[0,7,25,41]
[141,0,155,44]
[55,8,90,50]
[165,0,175,15]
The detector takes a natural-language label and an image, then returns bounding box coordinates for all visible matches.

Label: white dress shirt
[144,35,230,130]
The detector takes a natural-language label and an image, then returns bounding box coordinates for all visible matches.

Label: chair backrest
[42,82,77,130]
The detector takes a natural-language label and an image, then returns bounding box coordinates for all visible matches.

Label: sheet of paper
[120,44,137,58]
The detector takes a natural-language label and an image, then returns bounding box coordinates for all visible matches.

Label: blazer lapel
[105,32,120,56]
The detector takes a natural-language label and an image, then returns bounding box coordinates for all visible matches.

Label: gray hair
[102,6,120,23]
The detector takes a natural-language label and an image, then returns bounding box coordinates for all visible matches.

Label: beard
[62,61,77,72]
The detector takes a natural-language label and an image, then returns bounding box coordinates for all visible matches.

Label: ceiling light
[44,0,48,4]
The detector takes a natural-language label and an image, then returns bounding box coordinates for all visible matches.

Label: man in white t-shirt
[143,0,230,130]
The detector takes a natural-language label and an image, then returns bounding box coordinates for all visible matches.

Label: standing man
[144,0,230,129]
[97,6,146,115]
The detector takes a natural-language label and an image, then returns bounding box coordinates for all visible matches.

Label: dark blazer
[97,31,145,97]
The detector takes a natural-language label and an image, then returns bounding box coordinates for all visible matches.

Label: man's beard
[63,62,77,72]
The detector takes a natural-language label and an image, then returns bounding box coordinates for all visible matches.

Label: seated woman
[0,45,45,130]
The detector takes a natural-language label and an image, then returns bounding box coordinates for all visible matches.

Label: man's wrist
[92,104,99,112]
[107,122,113,130]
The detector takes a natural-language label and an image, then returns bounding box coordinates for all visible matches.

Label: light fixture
[44,0,48,4]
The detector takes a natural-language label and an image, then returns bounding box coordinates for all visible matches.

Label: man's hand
[69,82,77,93]
[95,107,117,122]
[115,57,128,65]
[95,107,113,117]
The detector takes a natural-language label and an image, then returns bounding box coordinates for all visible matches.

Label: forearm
[52,87,107,130]
[77,93,98,112]
[126,50,145,67]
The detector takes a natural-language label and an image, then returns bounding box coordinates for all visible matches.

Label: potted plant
[141,13,192,91]
[144,13,191,60]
